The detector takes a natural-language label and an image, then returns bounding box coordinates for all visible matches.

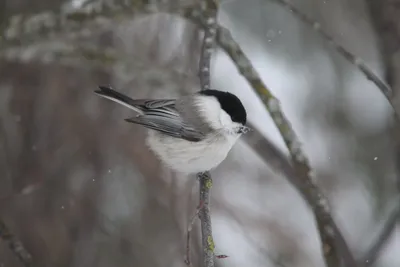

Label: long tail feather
[94,85,143,114]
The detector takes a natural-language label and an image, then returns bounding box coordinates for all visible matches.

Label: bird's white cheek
[219,110,232,128]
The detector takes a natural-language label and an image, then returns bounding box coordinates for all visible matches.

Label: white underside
[146,130,240,174]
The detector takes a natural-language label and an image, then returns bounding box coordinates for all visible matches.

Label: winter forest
[0,0,399,267]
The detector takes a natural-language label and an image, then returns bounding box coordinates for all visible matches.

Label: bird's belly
[146,131,236,174]
[182,144,230,173]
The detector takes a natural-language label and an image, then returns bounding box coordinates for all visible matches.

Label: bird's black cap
[199,89,247,125]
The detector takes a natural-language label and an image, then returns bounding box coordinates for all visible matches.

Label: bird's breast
[146,131,238,174]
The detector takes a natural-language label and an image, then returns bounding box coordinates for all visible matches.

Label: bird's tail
[94,85,144,114]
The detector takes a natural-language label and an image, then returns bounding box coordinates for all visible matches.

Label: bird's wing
[125,115,205,142]
[95,85,177,112]
[94,85,144,113]
[95,86,205,141]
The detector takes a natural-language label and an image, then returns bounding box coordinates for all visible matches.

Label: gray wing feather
[140,99,176,109]
[125,115,204,142]
[95,85,176,113]
[95,86,205,141]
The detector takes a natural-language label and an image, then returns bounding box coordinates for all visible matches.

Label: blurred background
[0,0,399,266]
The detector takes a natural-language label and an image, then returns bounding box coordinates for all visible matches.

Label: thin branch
[185,200,204,266]
[198,0,217,90]
[1,40,119,67]
[363,1,400,263]
[269,0,399,122]
[269,0,400,264]
[197,172,214,267]
[362,201,400,266]
[0,219,33,267]
[0,1,191,54]
[196,1,218,267]
[270,1,391,99]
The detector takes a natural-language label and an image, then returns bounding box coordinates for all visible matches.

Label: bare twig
[198,0,217,90]
[1,40,119,67]
[362,201,400,266]
[197,172,214,267]
[270,0,394,111]
[0,219,33,267]
[184,223,194,266]
[270,1,400,265]
[196,1,218,267]
[363,1,400,263]
[0,1,193,57]
[364,0,400,89]
[185,200,204,266]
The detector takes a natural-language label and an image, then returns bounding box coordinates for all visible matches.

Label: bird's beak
[238,125,252,134]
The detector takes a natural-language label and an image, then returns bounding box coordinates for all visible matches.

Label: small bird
[94,85,250,174]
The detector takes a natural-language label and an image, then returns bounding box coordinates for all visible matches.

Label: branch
[212,21,358,267]
[197,172,214,267]
[196,1,218,267]
[0,219,33,267]
[0,0,193,57]
[362,200,400,266]
[185,200,204,266]
[198,0,217,90]
[270,0,397,120]
[269,1,400,264]
[1,40,119,67]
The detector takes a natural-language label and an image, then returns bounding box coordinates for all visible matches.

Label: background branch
[246,127,400,267]
[362,201,400,266]
[269,0,400,263]
[270,0,395,116]
[0,219,33,267]
[198,0,217,90]
[213,22,357,267]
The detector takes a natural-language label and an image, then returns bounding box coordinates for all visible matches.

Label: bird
[94,85,250,174]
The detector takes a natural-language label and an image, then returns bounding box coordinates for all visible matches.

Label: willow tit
[95,85,249,174]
